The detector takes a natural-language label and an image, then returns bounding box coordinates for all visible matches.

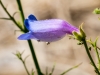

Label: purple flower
[18,14,79,42]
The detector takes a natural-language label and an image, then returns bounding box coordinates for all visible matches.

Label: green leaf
[31,69,35,75]
[14,30,23,35]
[93,8,100,14]
[87,39,94,47]
[16,21,24,30]
[60,63,82,75]
[94,37,98,47]
[79,23,86,38]
[0,18,11,20]
[49,63,56,75]
[12,11,19,17]
[24,55,30,61]
[77,41,83,45]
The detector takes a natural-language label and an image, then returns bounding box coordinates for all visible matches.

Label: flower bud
[93,8,100,14]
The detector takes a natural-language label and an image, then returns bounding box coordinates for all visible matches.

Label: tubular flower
[18,14,79,42]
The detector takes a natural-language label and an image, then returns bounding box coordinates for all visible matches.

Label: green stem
[0,0,42,74]
[0,0,24,32]
[94,47,100,69]
[27,40,43,75]
[82,38,100,74]
[16,0,27,32]
[21,59,30,75]
[16,0,42,74]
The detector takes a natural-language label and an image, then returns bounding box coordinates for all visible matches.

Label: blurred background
[0,0,100,75]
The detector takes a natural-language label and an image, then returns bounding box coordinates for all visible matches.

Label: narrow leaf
[60,63,82,75]
[24,55,30,61]
[31,69,35,75]
[94,37,98,47]
[12,11,19,17]
[49,63,56,75]
[0,18,11,20]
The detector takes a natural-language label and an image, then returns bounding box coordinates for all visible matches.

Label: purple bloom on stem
[18,14,79,42]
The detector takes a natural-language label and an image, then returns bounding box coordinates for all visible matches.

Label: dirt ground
[0,0,100,75]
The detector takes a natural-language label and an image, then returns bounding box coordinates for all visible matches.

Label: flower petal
[24,14,37,30]
[18,14,79,42]
[28,19,65,32]
[28,19,79,34]
[28,14,37,21]
[18,32,38,40]
[33,30,67,42]
[24,19,29,30]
